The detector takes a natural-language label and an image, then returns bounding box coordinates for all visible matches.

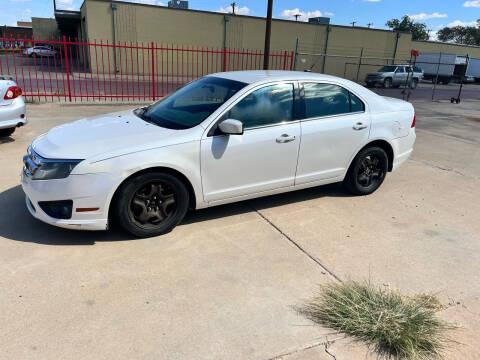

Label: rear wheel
[344,147,388,195]
[383,78,393,88]
[0,128,15,137]
[113,172,189,237]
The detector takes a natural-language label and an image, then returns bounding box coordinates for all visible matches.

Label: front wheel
[113,172,189,237]
[410,79,418,89]
[344,147,388,195]
[383,78,393,89]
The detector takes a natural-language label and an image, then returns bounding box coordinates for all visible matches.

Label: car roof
[210,70,348,85]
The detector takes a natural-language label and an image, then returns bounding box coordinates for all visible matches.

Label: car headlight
[24,146,84,180]
[32,161,83,180]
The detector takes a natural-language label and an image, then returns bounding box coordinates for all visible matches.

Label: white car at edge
[22,71,416,237]
[0,76,27,137]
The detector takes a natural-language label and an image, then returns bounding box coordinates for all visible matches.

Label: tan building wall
[32,18,60,40]
[80,0,480,80]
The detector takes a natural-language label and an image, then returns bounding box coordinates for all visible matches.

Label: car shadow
[0,136,15,144]
[0,183,352,245]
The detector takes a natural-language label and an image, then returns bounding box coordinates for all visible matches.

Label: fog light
[38,200,73,219]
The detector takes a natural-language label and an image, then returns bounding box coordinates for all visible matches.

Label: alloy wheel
[357,154,385,188]
[129,181,177,226]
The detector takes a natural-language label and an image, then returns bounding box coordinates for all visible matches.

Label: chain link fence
[293,40,480,102]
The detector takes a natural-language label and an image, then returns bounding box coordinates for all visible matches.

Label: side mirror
[218,119,244,135]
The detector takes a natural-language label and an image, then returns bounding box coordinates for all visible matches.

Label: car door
[201,82,301,202]
[295,82,371,185]
[393,66,407,86]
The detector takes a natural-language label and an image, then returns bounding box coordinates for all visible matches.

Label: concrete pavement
[0,100,479,359]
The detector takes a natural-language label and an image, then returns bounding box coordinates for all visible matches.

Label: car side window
[397,67,405,73]
[303,83,365,118]
[226,83,294,129]
[350,92,365,112]
[303,83,350,118]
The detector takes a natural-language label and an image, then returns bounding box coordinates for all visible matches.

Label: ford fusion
[22,71,416,237]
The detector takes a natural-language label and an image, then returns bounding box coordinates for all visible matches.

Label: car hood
[32,109,180,160]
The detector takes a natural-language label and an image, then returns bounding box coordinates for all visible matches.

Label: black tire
[0,127,15,137]
[113,171,189,237]
[383,78,393,88]
[344,147,388,196]
[410,79,418,89]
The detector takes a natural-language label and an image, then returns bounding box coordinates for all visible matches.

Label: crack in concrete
[409,159,477,179]
[266,337,344,360]
[324,339,338,360]
[249,203,342,283]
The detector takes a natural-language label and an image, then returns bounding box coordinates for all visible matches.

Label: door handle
[353,122,368,131]
[276,134,296,143]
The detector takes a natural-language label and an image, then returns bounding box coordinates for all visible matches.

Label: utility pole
[263,0,273,70]
[367,22,373,28]
[231,2,236,15]
[350,21,357,27]
[294,14,301,22]
[53,0,57,12]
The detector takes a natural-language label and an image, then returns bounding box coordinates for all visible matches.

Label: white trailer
[466,57,480,79]
[415,53,457,84]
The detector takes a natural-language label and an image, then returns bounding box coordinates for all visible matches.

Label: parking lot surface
[0,100,479,359]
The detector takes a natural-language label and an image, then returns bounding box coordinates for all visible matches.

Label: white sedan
[0,76,27,137]
[23,46,57,57]
[22,71,416,237]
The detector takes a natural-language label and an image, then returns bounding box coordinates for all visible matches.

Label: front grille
[23,146,43,179]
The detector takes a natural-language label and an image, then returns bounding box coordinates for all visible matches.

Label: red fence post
[62,36,72,102]
[223,46,227,72]
[283,50,288,70]
[151,42,156,101]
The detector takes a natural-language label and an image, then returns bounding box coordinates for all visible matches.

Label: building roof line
[80,0,409,35]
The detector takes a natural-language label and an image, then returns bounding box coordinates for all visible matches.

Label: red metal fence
[0,36,294,102]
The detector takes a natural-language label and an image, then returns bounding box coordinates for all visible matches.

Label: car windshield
[378,66,397,72]
[138,77,247,130]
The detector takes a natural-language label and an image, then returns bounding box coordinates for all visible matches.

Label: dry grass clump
[299,281,453,359]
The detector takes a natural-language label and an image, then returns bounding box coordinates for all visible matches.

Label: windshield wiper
[135,107,156,124]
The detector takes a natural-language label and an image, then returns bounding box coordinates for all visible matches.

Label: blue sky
[2,0,479,39]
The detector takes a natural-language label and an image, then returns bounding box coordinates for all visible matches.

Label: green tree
[437,20,480,46]
[386,15,429,41]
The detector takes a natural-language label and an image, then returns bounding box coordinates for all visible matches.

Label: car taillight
[4,86,22,100]
[411,112,416,128]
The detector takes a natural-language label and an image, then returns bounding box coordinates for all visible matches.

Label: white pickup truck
[0,76,27,137]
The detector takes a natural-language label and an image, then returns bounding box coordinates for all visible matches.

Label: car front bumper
[0,97,27,130]
[21,171,119,231]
